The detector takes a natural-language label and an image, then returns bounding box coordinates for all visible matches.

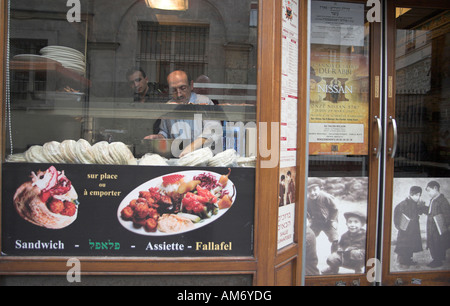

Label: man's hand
[144,134,165,140]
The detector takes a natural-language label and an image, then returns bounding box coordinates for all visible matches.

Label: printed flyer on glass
[309,1,369,156]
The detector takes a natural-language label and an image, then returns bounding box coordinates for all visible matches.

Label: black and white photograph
[278,166,297,249]
[390,178,450,272]
[305,177,368,276]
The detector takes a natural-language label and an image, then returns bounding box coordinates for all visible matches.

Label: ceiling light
[145,0,188,11]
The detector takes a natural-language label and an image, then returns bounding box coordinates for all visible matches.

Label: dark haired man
[425,181,450,268]
[127,68,151,103]
[307,178,339,253]
[393,186,426,267]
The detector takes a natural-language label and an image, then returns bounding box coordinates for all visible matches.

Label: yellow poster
[309,49,369,155]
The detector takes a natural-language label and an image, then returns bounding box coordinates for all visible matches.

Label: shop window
[4,0,257,165]
[10,39,48,100]
[137,22,209,102]
[2,0,257,257]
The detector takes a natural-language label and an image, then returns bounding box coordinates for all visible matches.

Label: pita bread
[60,139,80,164]
[92,141,115,164]
[43,141,66,163]
[208,149,237,167]
[178,147,213,166]
[75,139,96,164]
[109,142,137,165]
[157,214,195,233]
[25,145,49,163]
[13,181,78,229]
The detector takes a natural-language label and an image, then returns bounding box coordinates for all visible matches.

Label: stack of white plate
[13,54,57,63]
[40,46,86,76]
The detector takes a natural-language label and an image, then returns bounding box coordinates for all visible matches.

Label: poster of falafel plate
[1,163,255,257]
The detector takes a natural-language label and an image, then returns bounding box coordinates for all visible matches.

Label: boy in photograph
[286,171,295,204]
[393,186,426,267]
[307,178,339,253]
[322,211,366,274]
[279,175,286,206]
[305,216,320,275]
[425,181,450,268]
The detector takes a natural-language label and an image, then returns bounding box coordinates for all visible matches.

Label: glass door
[382,1,450,285]
[305,0,382,285]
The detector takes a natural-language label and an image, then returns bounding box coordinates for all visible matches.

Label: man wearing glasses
[144,70,221,157]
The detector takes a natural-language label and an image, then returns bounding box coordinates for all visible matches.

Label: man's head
[167,70,193,103]
[307,178,323,200]
[409,186,422,203]
[343,211,366,233]
[286,171,292,182]
[426,181,440,199]
[127,68,149,98]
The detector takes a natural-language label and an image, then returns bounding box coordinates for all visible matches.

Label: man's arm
[143,133,165,140]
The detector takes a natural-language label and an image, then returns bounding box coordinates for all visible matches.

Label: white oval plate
[40,45,84,57]
[117,170,236,236]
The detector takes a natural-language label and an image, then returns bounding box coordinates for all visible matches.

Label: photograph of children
[305,177,368,275]
[278,167,297,249]
[279,174,286,206]
[278,167,296,207]
[391,178,450,272]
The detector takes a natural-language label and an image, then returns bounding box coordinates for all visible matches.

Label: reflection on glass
[308,1,370,177]
[145,0,189,11]
[5,0,258,167]
[306,1,371,276]
[394,9,450,178]
[390,8,450,273]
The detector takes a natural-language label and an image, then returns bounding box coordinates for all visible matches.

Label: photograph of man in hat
[393,186,426,267]
[322,211,367,274]
[307,178,339,253]
[279,174,286,206]
[424,180,450,268]
[286,170,295,204]
[391,178,450,272]
[306,177,369,275]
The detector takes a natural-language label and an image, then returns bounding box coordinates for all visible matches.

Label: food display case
[0,0,308,286]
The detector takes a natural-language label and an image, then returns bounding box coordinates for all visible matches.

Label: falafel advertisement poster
[1,163,255,257]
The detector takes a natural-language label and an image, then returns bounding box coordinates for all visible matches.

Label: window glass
[306,0,371,276]
[390,8,450,273]
[393,8,450,178]
[1,0,257,258]
[5,0,258,168]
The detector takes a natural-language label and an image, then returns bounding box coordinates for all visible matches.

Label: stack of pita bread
[6,140,257,168]
[138,153,169,166]
[236,156,257,167]
[177,147,214,166]
[18,139,137,165]
[207,149,238,167]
